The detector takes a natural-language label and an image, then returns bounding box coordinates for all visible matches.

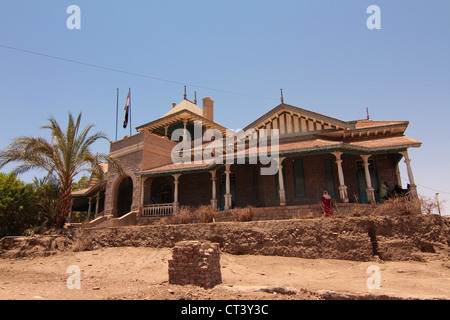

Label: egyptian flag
[123,89,130,128]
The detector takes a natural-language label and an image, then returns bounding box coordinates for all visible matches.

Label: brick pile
[168,240,222,289]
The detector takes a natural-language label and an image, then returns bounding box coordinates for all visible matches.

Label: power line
[0,43,279,101]
[401,176,450,195]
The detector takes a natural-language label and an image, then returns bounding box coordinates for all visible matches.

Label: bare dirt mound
[0,235,73,259]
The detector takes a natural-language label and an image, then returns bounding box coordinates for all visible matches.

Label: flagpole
[115,88,119,141]
[129,88,132,136]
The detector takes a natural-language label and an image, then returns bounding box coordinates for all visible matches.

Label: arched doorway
[116,176,133,217]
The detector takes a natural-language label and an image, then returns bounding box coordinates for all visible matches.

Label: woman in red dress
[322,190,332,217]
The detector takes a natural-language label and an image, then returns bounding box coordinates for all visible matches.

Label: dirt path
[0,247,449,300]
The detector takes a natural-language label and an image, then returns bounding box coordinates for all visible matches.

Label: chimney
[172,103,176,108]
[202,97,214,122]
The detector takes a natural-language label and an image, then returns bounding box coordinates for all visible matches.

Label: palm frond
[0,111,121,227]
[103,154,124,177]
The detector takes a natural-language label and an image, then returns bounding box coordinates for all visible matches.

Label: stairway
[66,211,137,229]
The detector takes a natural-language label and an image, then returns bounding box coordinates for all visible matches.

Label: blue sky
[0,1,449,214]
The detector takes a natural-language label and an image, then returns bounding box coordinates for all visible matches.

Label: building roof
[71,163,108,198]
[139,134,421,177]
[250,135,421,156]
[351,119,409,130]
[128,98,422,177]
[140,161,221,177]
[135,99,228,136]
[159,99,203,119]
[347,135,421,151]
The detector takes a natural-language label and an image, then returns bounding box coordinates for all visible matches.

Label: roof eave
[136,110,228,134]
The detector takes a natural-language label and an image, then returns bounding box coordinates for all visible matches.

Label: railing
[142,203,174,217]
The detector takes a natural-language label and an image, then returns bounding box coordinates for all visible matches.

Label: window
[356,159,375,171]
[221,172,236,184]
[293,159,306,198]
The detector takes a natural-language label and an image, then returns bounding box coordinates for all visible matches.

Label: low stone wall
[68,204,383,227]
[71,214,450,262]
[168,241,222,289]
[215,203,380,222]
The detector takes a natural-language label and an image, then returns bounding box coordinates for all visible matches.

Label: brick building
[71,95,421,224]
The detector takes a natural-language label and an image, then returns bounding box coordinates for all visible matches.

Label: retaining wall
[72,214,450,262]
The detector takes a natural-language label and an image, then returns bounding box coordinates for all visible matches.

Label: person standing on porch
[322,190,332,217]
[379,181,389,201]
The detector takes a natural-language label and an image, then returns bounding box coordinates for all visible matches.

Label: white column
[360,155,375,203]
[173,174,181,212]
[395,163,402,188]
[95,192,100,217]
[86,197,93,222]
[399,150,418,198]
[331,151,349,203]
[278,158,286,206]
[224,164,232,210]
[183,120,188,141]
[210,170,218,209]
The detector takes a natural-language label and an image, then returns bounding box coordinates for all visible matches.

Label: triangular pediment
[243,103,350,137]
[159,99,203,119]
[136,99,228,137]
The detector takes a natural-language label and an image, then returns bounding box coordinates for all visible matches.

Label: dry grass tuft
[157,205,218,225]
[231,206,255,222]
[374,195,422,216]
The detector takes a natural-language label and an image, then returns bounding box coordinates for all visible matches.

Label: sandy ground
[0,246,449,300]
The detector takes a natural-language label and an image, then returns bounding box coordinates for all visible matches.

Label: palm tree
[0,112,123,228]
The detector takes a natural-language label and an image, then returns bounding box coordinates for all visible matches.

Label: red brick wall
[141,131,176,170]
[110,132,143,153]
[285,155,339,205]
[374,153,403,190]
[178,172,214,207]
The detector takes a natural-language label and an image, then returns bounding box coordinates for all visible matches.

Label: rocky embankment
[1,214,449,262]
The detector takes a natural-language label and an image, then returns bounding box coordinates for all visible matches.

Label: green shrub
[0,173,39,237]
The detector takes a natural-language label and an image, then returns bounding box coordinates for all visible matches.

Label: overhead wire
[0,43,279,101]
[401,176,450,195]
